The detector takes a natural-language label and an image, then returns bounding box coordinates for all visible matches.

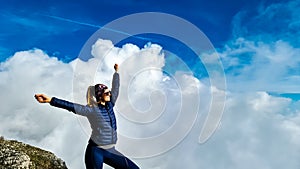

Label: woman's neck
[99,101,106,106]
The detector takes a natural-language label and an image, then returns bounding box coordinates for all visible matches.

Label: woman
[35,64,139,169]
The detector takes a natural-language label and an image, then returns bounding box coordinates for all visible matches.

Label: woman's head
[86,84,111,106]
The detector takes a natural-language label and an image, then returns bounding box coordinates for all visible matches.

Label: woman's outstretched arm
[34,94,93,116]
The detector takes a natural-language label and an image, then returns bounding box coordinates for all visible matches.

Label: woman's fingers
[34,94,50,103]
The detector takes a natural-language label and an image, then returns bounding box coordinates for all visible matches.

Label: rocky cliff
[0,136,67,169]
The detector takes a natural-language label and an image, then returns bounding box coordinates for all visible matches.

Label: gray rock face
[0,136,68,169]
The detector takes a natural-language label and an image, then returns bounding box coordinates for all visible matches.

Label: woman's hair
[86,84,108,106]
[86,86,97,106]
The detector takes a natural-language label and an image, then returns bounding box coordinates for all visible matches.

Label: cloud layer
[1,36,300,168]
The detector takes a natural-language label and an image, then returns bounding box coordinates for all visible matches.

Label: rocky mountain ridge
[0,136,67,169]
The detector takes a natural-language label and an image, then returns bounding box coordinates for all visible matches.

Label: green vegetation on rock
[0,136,67,169]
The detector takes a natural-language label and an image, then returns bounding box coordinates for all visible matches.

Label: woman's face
[101,88,111,102]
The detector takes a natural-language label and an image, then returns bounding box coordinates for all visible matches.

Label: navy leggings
[85,140,139,169]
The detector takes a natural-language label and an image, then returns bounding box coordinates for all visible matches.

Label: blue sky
[2,0,299,94]
[0,0,279,62]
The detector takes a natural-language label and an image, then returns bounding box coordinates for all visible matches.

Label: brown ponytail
[86,85,97,106]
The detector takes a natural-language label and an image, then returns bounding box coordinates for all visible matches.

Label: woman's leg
[85,143,93,169]
[85,142,105,169]
[103,148,139,169]
[92,147,104,168]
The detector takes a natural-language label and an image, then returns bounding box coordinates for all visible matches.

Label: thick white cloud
[1,38,300,169]
[128,91,300,169]
[0,49,87,168]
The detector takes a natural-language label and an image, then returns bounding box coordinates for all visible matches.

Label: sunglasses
[103,91,111,96]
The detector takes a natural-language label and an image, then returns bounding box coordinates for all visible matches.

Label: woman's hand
[114,64,119,72]
[34,94,52,103]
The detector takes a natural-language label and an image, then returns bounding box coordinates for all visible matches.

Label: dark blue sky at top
[1,0,299,100]
[0,0,283,62]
